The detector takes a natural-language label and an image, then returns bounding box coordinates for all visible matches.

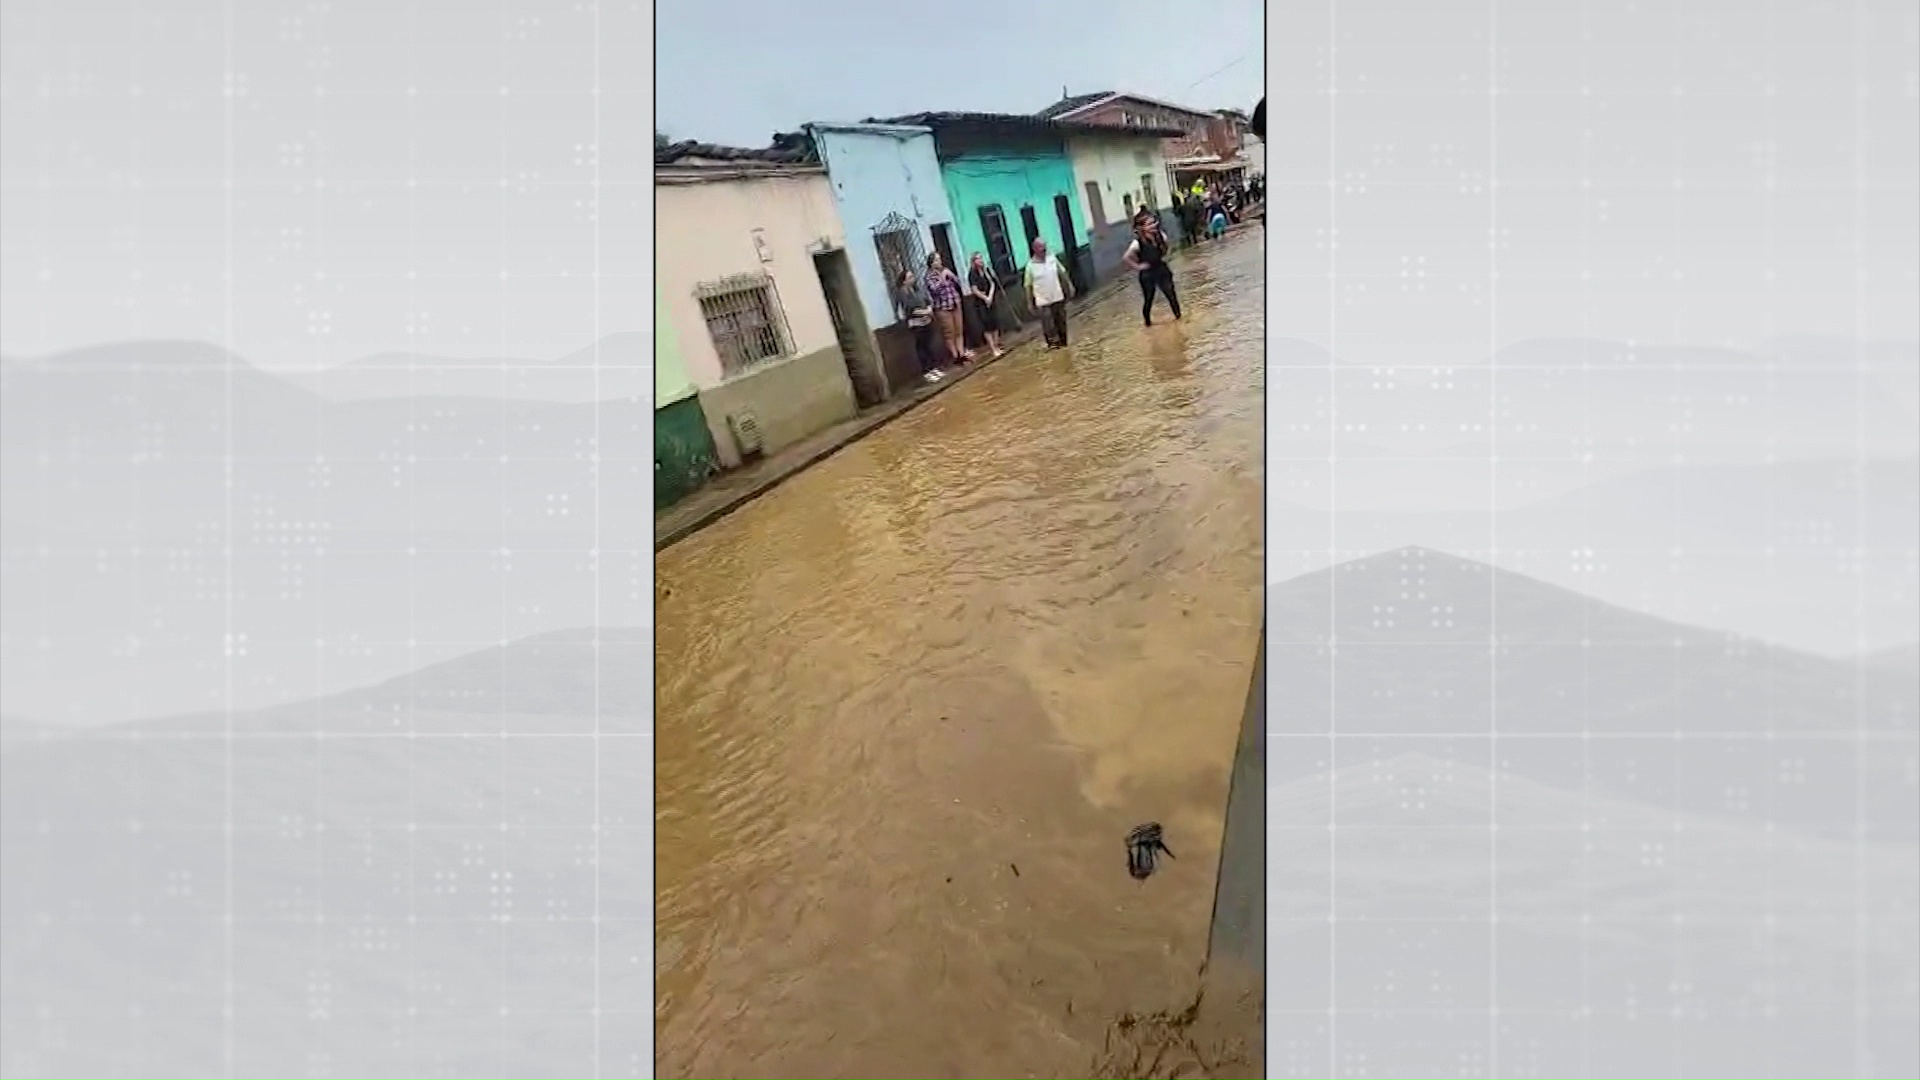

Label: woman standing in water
[1124,211,1182,327]
[966,253,1005,358]
[924,252,971,364]
[894,267,942,383]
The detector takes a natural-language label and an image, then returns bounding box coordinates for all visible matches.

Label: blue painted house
[802,122,953,342]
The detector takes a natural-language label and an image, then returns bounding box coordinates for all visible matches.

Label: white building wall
[655,170,845,390]
[1066,137,1174,233]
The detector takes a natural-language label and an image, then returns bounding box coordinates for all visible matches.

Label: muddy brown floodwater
[654,231,1265,1079]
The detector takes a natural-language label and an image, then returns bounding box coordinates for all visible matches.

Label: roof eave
[805,120,934,138]
[1058,90,1216,122]
[656,162,827,183]
[1047,91,1121,120]
[1066,125,1186,140]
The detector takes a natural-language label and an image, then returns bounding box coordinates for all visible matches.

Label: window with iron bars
[872,213,925,315]
[696,272,792,377]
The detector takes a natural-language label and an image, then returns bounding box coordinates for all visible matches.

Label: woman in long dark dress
[965,253,1004,358]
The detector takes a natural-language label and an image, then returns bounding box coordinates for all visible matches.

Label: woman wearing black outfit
[1124,213,1182,326]
[965,253,1004,358]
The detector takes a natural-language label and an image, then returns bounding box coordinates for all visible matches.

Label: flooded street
[654,231,1265,1079]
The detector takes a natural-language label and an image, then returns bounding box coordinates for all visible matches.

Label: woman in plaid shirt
[923,252,972,364]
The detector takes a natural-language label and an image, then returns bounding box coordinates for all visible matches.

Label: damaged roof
[654,134,819,167]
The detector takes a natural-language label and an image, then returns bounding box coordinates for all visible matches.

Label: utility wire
[1182,51,1255,94]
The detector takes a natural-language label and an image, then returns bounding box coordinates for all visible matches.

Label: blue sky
[655,0,1266,147]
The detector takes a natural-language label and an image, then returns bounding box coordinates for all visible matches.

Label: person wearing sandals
[966,253,1005,358]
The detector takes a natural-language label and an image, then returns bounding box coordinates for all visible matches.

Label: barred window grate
[872,212,926,310]
[696,273,792,376]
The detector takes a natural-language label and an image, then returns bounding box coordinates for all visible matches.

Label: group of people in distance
[891,187,1244,383]
[1175,174,1262,245]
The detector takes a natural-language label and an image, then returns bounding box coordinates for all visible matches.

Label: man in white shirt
[1022,237,1075,349]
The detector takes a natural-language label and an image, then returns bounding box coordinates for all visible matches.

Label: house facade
[942,146,1084,298]
[802,121,955,393]
[805,123,950,336]
[1216,108,1263,175]
[653,282,719,507]
[655,142,875,468]
[1040,91,1248,194]
[1063,130,1174,282]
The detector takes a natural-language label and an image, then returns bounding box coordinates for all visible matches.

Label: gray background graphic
[2,0,653,728]
[1,0,654,1076]
[1269,0,1918,1077]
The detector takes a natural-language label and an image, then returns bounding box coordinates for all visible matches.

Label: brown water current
[654,231,1265,1079]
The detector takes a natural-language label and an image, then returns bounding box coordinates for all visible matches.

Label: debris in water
[1126,822,1174,880]
[1010,862,1020,877]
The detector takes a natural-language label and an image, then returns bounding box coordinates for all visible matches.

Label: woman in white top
[1022,237,1075,349]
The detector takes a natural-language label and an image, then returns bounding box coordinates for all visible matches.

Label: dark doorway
[1019,204,1041,253]
[812,247,887,407]
[930,222,958,275]
[978,204,1016,283]
[1053,193,1085,294]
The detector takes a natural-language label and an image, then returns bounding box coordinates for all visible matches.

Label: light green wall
[655,282,696,407]
[655,395,718,507]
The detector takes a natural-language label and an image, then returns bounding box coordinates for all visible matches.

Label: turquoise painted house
[874,112,1125,308]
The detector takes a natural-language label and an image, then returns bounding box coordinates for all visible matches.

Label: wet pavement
[653,231,1266,1079]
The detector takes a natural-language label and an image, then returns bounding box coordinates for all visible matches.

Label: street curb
[1206,622,1266,977]
[653,232,1254,552]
